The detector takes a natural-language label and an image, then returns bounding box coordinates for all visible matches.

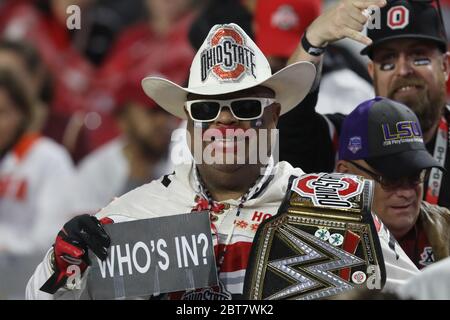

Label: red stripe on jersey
[13,133,41,161]
[15,180,27,201]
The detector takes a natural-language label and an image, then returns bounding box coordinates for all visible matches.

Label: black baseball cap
[361,0,447,57]
[339,97,444,178]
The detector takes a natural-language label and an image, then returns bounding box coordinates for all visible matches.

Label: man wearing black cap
[280,0,450,208]
[336,96,450,269]
[363,0,449,208]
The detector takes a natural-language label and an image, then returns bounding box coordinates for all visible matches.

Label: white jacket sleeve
[396,257,450,300]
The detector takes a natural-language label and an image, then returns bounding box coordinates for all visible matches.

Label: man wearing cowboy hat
[26,21,418,300]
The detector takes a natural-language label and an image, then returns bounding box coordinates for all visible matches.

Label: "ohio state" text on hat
[200,27,256,82]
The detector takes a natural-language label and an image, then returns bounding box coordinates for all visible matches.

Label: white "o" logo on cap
[387,6,410,30]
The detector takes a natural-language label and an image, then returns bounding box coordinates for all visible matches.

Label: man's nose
[396,54,414,77]
[392,182,418,198]
[215,106,238,125]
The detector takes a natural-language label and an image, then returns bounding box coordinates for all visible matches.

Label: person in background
[98,0,198,101]
[86,0,200,154]
[0,39,52,134]
[0,68,74,255]
[67,80,178,215]
[0,1,101,161]
[336,97,450,269]
[1,0,96,115]
[0,0,147,161]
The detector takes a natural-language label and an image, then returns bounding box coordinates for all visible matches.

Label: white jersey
[67,138,173,215]
[0,134,74,254]
[26,161,419,299]
[396,256,450,300]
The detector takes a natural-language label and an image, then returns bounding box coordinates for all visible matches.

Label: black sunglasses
[348,160,430,189]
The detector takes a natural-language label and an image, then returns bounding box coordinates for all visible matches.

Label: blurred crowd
[0,0,199,298]
[1,0,450,299]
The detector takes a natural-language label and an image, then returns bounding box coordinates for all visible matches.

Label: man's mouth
[394,85,423,94]
[390,81,425,97]
[210,136,244,142]
[203,127,254,141]
[209,134,248,153]
[202,127,255,154]
[390,202,414,211]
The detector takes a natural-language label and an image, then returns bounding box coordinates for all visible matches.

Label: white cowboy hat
[142,23,316,119]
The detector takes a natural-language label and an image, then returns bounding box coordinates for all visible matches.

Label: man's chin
[390,91,426,110]
[388,93,438,131]
[209,162,246,173]
[386,206,418,225]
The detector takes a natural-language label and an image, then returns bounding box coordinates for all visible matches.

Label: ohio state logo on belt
[200,27,256,82]
[292,173,364,208]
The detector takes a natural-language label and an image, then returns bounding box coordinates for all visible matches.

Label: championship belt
[243,173,386,300]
